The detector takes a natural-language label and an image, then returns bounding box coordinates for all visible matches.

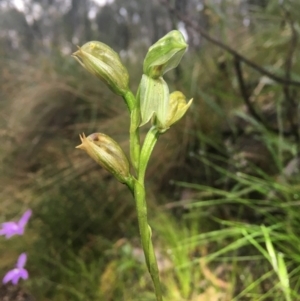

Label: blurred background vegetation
[1,0,300,300]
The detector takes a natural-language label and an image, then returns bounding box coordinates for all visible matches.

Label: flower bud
[139,74,169,126]
[76,133,131,184]
[156,91,193,133]
[143,30,188,79]
[72,41,129,96]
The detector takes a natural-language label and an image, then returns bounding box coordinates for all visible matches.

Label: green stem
[139,126,160,182]
[124,175,135,194]
[123,90,135,112]
[134,179,163,301]
[125,89,162,300]
[124,90,141,172]
[134,126,162,301]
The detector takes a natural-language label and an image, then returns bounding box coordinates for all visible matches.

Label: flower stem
[124,90,141,172]
[139,126,160,181]
[125,90,163,300]
[134,126,162,301]
[133,179,163,301]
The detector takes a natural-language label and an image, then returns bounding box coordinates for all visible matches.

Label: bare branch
[233,57,275,132]
[160,0,300,87]
[281,7,300,144]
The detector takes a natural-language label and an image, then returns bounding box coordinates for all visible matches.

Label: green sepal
[72,41,129,97]
[156,91,193,133]
[139,74,169,127]
[76,132,132,185]
[143,30,187,79]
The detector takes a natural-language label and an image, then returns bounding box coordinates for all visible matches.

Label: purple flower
[0,209,32,239]
[2,253,29,285]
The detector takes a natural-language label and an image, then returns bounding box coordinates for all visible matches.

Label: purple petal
[0,222,19,238]
[2,269,16,284]
[11,269,28,285]
[0,222,18,232]
[17,253,27,269]
[12,274,21,285]
[19,269,28,280]
[18,209,32,228]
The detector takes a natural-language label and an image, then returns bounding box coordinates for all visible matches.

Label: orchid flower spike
[0,209,32,239]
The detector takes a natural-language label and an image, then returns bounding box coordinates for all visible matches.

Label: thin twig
[160,0,300,87]
[281,7,300,145]
[233,57,274,132]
